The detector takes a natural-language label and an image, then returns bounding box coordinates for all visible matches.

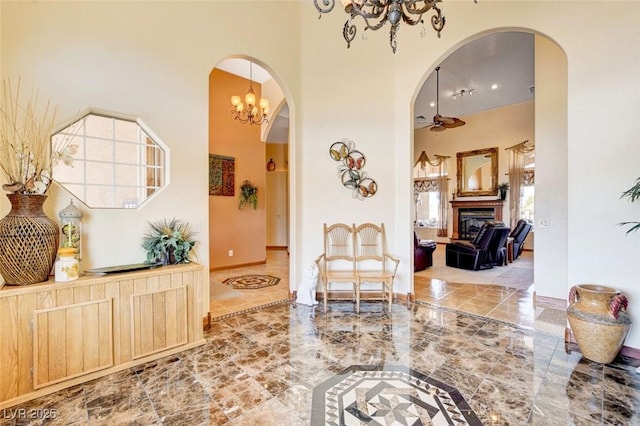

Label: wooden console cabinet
[0,263,206,409]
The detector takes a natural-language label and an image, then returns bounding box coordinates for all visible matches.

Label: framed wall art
[209,154,235,196]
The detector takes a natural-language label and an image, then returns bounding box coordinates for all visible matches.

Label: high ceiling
[415,31,534,129]
[216,31,535,139]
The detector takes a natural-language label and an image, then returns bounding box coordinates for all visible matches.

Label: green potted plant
[497,182,510,200]
[142,218,197,264]
[239,180,258,209]
[620,177,640,234]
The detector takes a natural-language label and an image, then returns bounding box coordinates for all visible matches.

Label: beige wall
[534,35,568,301]
[209,69,266,269]
[3,1,640,348]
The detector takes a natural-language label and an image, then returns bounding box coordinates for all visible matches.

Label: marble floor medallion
[312,365,482,426]
[222,274,280,289]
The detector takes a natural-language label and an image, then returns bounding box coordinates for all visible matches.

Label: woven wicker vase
[567,284,631,364]
[0,194,59,285]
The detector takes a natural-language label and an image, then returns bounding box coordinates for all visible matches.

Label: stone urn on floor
[567,284,631,364]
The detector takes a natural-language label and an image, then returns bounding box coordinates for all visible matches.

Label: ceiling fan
[416,66,466,132]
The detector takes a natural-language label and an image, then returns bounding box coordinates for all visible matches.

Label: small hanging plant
[239,180,258,209]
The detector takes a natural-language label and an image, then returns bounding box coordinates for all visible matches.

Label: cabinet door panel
[33,299,113,389]
[130,286,187,359]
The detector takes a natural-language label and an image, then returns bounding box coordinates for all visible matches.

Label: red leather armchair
[414,232,436,272]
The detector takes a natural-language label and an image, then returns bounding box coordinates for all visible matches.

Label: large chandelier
[314,0,471,54]
[230,61,270,125]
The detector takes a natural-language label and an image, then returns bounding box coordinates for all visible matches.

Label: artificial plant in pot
[0,79,78,285]
[497,182,509,201]
[619,177,640,234]
[142,218,197,265]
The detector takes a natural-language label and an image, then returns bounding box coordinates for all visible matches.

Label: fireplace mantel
[450,199,504,240]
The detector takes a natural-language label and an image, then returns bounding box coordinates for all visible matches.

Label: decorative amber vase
[567,284,631,364]
[0,194,59,285]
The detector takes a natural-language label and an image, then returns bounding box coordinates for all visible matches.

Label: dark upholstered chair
[510,219,532,260]
[414,233,437,272]
[445,222,510,270]
[486,225,511,266]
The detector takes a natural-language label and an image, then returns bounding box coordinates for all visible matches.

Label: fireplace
[450,199,504,240]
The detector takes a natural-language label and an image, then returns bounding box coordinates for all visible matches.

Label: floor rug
[312,365,482,425]
[223,274,280,289]
[416,248,534,289]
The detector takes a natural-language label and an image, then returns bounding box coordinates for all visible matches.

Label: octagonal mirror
[52,111,167,208]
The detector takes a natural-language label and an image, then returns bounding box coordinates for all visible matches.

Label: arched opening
[208,56,293,316]
[411,30,567,321]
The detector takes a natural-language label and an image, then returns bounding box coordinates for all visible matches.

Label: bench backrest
[354,222,388,273]
[322,222,355,272]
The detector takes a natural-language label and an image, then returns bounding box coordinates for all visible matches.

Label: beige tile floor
[209,249,291,318]
[209,247,562,335]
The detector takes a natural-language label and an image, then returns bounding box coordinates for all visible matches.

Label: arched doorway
[208,56,293,316]
[411,30,567,319]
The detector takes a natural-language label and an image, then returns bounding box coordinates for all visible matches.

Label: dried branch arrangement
[0,78,57,194]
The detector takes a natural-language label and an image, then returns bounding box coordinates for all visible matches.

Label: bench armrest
[315,254,326,271]
[384,254,400,276]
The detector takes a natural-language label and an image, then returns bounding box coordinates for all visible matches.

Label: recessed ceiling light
[430,102,435,108]
[491,83,499,90]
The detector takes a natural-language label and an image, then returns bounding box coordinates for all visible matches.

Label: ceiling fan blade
[443,118,466,128]
[438,116,457,125]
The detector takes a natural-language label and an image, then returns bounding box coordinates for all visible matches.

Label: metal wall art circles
[346,150,365,170]
[328,138,377,200]
[341,169,360,189]
[329,140,353,161]
[359,178,377,198]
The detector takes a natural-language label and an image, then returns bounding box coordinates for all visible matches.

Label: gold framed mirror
[456,147,498,197]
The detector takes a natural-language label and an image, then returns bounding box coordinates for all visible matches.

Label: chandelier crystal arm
[315,0,476,53]
[404,0,438,15]
[347,3,387,27]
[430,7,444,34]
[314,0,336,15]
[349,12,388,32]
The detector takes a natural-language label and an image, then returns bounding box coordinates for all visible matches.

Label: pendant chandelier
[230,61,270,125]
[314,0,476,54]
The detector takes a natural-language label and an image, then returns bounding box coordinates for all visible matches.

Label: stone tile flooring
[3,249,639,425]
[2,301,639,425]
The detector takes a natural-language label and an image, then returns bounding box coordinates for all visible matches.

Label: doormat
[223,274,280,289]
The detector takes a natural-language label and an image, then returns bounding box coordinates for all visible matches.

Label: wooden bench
[315,223,400,313]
